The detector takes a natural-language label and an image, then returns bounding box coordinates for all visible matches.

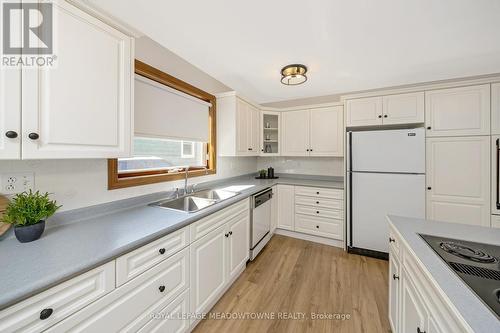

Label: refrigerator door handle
[348,131,353,246]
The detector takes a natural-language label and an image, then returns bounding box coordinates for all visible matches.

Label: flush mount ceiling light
[280,64,308,85]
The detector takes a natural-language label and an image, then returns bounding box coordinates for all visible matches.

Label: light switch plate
[1,172,35,195]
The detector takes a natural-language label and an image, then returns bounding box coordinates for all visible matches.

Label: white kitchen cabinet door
[383,92,424,125]
[425,85,490,137]
[346,96,383,127]
[190,225,227,317]
[401,270,427,333]
[0,0,21,160]
[281,110,310,156]
[492,83,500,135]
[388,255,400,333]
[21,0,133,159]
[235,99,250,155]
[309,106,343,157]
[250,104,260,155]
[426,136,490,227]
[277,185,295,230]
[227,213,249,281]
[137,290,190,333]
[0,63,21,160]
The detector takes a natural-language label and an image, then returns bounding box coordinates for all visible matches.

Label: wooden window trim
[108,59,217,190]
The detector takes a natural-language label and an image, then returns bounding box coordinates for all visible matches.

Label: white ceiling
[88,0,500,104]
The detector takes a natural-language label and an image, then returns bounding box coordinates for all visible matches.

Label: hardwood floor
[193,234,390,333]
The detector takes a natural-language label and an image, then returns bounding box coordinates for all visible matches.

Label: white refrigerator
[348,128,426,257]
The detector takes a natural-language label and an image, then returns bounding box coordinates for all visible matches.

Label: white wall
[257,157,343,177]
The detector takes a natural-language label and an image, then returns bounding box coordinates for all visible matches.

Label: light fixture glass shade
[281,64,307,85]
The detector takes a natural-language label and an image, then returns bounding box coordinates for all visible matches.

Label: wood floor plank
[193,235,389,333]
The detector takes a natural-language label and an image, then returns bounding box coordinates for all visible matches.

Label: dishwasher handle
[254,188,273,208]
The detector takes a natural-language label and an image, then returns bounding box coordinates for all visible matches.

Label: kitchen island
[388,215,500,333]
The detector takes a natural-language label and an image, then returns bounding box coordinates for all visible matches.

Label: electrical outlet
[1,172,34,194]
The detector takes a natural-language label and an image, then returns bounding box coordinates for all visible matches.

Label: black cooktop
[420,234,500,318]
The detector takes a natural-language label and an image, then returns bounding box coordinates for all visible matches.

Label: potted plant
[3,190,61,243]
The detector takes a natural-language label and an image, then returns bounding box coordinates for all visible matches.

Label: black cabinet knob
[389,237,395,243]
[417,328,425,333]
[384,114,388,118]
[316,225,319,229]
[159,285,165,292]
[316,211,320,214]
[316,201,319,204]
[5,131,17,139]
[225,233,229,237]
[40,308,53,320]
[393,274,399,280]
[229,231,233,235]
[310,148,313,152]
[426,126,431,130]
[28,132,39,140]
[427,187,432,190]
[159,248,166,255]
[316,192,320,195]
[378,115,382,118]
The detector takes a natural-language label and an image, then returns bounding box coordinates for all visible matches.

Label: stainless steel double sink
[150,189,239,213]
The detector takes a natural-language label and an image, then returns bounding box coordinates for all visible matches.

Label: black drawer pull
[316,225,319,229]
[159,285,165,292]
[389,237,395,243]
[28,132,39,140]
[393,274,399,280]
[316,201,319,204]
[229,231,233,235]
[159,248,166,255]
[225,233,229,237]
[5,131,18,139]
[40,308,53,320]
[417,328,425,333]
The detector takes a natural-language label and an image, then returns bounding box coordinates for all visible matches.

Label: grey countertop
[0,173,342,310]
[388,215,500,333]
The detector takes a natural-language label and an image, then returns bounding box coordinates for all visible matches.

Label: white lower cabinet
[190,224,227,318]
[270,185,278,234]
[47,249,189,332]
[389,225,469,333]
[190,209,249,321]
[0,262,115,333]
[277,184,295,230]
[401,269,427,333]
[1,200,251,333]
[137,290,190,333]
[388,254,400,333]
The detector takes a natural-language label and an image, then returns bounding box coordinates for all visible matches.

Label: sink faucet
[184,166,209,194]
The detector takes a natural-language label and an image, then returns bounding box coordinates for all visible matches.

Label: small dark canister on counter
[267,167,274,178]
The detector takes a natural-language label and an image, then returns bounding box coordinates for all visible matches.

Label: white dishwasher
[250,188,273,260]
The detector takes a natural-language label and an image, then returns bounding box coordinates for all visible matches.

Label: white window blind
[134,74,211,142]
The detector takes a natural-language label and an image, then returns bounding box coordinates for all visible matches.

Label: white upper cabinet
[492,83,500,135]
[425,84,490,137]
[218,93,259,156]
[426,136,490,227]
[382,92,424,125]
[0,64,21,160]
[309,106,343,156]
[346,96,383,127]
[282,106,344,157]
[21,0,133,159]
[347,93,424,127]
[281,110,310,156]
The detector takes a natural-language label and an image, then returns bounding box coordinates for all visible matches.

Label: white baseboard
[274,229,345,248]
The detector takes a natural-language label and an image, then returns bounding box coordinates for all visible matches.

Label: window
[108,60,216,190]
[181,141,195,159]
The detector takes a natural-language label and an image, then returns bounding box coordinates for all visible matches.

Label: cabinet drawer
[190,199,249,241]
[295,195,343,210]
[116,227,189,286]
[295,205,343,219]
[0,262,115,333]
[295,214,343,240]
[47,249,189,333]
[138,289,190,333]
[294,186,343,200]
